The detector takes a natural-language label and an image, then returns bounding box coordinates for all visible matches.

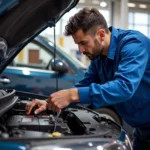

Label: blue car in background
[0,35,87,95]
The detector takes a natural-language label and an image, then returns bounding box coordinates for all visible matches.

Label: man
[26,8,150,149]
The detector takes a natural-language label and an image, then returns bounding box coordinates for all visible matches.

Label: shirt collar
[107,26,119,60]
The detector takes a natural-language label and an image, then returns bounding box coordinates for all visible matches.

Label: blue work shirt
[74,26,150,128]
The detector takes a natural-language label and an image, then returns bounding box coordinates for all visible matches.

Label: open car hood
[0,0,79,73]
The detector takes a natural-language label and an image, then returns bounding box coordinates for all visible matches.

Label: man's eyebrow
[75,41,81,45]
[77,41,82,44]
[77,41,85,45]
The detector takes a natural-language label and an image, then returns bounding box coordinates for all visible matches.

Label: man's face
[72,29,104,60]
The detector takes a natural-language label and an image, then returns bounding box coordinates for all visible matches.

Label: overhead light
[88,142,93,147]
[139,4,147,9]
[100,1,107,7]
[128,3,136,7]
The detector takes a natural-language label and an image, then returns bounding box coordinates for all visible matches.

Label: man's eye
[81,42,87,45]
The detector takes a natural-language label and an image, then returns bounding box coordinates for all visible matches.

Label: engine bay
[0,90,121,139]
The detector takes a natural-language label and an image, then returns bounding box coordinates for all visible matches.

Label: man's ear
[96,29,105,41]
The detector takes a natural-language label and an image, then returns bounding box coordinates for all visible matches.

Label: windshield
[48,41,87,70]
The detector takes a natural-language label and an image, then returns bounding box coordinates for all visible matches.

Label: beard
[83,39,104,60]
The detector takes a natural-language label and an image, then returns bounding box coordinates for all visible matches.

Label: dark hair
[64,7,109,36]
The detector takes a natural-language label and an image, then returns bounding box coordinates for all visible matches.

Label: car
[1,35,87,96]
[0,0,132,149]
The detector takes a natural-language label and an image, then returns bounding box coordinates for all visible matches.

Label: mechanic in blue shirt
[26,8,150,150]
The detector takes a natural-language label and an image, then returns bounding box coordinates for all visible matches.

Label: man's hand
[25,99,48,115]
[47,88,79,112]
[25,88,79,114]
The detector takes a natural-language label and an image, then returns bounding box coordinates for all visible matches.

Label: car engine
[0,89,121,139]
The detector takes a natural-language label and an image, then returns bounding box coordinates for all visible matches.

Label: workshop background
[39,0,150,66]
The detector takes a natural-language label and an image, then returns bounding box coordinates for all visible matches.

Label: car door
[0,40,76,96]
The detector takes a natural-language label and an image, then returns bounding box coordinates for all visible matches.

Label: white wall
[113,1,121,28]
[46,35,78,56]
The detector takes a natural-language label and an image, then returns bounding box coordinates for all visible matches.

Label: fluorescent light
[128,3,136,7]
[139,4,147,9]
[100,1,107,7]
[88,142,93,147]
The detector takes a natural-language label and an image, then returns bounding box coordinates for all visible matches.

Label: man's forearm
[69,88,80,103]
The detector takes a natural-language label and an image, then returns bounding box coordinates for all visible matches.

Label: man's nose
[78,45,85,53]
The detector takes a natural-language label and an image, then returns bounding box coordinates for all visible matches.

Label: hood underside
[0,0,79,73]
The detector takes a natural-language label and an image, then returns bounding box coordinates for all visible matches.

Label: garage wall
[41,0,150,66]
[113,1,121,28]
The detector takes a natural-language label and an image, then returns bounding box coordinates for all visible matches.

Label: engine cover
[6,115,71,134]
